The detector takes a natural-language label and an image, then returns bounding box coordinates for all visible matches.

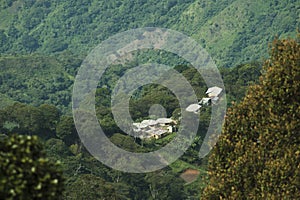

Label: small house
[206,86,223,104]
[185,104,201,114]
[206,86,223,98]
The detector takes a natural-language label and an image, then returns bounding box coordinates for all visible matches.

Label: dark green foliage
[110,133,144,152]
[0,49,265,199]
[95,88,121,137]
[63,174,120,200]
[0,103,61,139]
[180,0,299,67]
[0,0,298,67]
[0,93,16,110]
[42,38,69,53]
[56,115,78,146]
[3,103,44,135]
[45,138,72,158]
[0,0,193,55]
[129,85,179,120]
[0,30,8,51]
[21,34,39,52]
[39,104,60,133]
[146,171,187,200]
[0,134,64,199]
[221,62,262,103]
[0,1,297,199]
[0,60,263,199]
[203,37,300,199]
[0,55,76,113]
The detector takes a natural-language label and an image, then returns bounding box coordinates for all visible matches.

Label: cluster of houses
[132,86,223,140]
[185,86,223,114]
[132,118,177,140]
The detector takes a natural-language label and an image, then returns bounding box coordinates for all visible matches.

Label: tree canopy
[202,36,300,199]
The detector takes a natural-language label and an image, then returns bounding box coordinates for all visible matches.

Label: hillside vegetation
[0,0,299,199]
[0,58,262,199]
[0,53,81,113]
[203,35,300,200]
[0,0,298,67]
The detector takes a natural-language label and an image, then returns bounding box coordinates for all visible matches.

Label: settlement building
[185,86,223,114]
[185,104,202,114]
[132,118,177,140]
[205,86,223,104]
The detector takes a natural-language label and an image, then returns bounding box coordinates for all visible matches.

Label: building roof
[185,104,201,113]
[132,117,176,139]
[156,118,174,124]
[133,122,148,129]
[206,86,223,97]
[141,119,158,126]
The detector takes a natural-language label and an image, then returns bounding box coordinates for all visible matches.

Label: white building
[186,86,223,114]
[206,86,223,98]
[185,104,201,114]
[132,118,177,140]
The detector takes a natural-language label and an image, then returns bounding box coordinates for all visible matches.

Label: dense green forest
[0,0,299,199]
[0,58,262,199]
[1,37,299,199]
[0,0,298,67]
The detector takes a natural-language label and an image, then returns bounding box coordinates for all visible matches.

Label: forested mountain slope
[0,1,298,198]
[0,60,263,199]
[0,52,261,114]
[0,0,298,67]
[0,54,81,112]
[177,0,299,66]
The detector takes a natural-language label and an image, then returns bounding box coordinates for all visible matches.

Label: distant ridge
[0,0,298,67]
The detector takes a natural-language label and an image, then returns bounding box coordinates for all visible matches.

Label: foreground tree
[0,134,64,199]
[202,36,300,199]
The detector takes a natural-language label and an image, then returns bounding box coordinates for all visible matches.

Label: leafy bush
[0,134,64,199]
